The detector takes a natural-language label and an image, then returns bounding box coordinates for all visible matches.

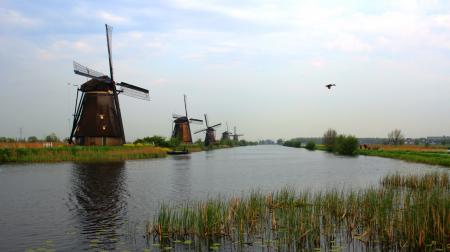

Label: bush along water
[147,172,449,251]
[305,141,316,150]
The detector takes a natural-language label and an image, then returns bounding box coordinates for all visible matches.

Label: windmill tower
[172,95,203,144]
[194,114,221,146]
[221,123,232,141]
[69,24,149,146]
[232,126,243,142]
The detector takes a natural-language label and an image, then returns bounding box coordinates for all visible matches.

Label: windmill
[221,123,232,141]
[232,126,243,142]
[194,114,221,146]
[172,95,203,144]
[69,24,149,146]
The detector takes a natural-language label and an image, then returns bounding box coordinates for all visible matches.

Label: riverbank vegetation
[0,145,168,163]
[283,129,358,156]
[0,134,258,163]
[359,149,450,167]
[147,172,449,251]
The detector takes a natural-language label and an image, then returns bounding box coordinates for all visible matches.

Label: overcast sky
[1,0,449,141]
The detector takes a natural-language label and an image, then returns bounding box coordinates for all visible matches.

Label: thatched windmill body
[172,95,203,144]
[69,24,149,146]
[221,123,232,141]
[194,114,221,146]
[232,126,243,142]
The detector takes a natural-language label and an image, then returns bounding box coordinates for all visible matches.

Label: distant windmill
[69,24,149,146]
[325,83,336,89]
[221,123,232,141]
[194,114,221,146]
[232,126,243,142]
[172,95,203,144]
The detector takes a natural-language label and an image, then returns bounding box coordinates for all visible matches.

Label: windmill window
[99,114,104,120]
[102,125,107,130]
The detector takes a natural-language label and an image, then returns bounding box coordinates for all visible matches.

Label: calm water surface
[0,145,446,251]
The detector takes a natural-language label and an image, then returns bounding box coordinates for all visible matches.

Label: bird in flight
[325,83,336,89]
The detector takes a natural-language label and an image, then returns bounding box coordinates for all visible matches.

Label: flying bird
[325,83,336,89]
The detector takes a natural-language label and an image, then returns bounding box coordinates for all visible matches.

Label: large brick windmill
[69,24,149,146]
[171,95,203,143]
[194,114,221,146]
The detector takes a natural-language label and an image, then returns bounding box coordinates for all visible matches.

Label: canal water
[0,145,446,251]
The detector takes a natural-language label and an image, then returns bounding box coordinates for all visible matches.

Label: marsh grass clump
[381,172,449,190]
[148,173,450,251]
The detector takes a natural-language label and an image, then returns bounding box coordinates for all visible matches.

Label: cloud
[433,14,450,29]
[0,8,40,28]
[36,39,98,61]
[97,11,128,24]
[310,59,325,68]
[153,77,169,85]
[326,33,372,53]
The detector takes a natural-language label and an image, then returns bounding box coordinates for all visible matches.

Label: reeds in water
[148,173,450,251]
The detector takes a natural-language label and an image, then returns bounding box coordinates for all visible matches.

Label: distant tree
[283,139,301,148]
[276,139,284,145]
[45,133,59,142]
[27,136,39,142]
[388,129,405,145]
[305,141,316,150]
[335,135,359,155]
[0,137,16,142]
[194,138,203,145]
[322,129,337,152]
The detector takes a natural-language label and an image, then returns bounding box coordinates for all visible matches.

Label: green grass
[359,149,450,167]
[148,173,450,251]
[0,145,169,163]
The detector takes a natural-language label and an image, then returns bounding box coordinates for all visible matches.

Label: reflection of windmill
[172,95,203,144]
[194,114,221,146]
[70,162,126,250]
[221,123,232,141]
[232,126,243,141]
[69,24,149,146]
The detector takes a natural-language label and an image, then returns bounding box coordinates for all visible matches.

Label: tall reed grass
[148,173,449,251]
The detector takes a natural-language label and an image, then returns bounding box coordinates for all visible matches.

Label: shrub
[283,139,301,148]
[335,135,359,155]
[305,141,316,150]
[322,129,337,152]
[134,136,178,148]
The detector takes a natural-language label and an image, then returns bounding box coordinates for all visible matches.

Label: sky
[0,0,449,141]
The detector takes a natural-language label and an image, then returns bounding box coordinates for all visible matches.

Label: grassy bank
[0,145,169,163]
[147,173,449,251]
[358,149,450,167]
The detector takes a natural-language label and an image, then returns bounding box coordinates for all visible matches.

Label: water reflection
[69,162,128,250]
[170,155,192,201]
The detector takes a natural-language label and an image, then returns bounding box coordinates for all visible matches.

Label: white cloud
[310,59,325,68]
[97,11,128,24]
[433,14,450,29]
[0,8,40,28]
[326,33,372,53]
[153,77,169,85]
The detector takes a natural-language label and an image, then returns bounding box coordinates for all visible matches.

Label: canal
[0,145,445,251]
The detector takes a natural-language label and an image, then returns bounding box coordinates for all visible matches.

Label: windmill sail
[105,24,114,81]
[117,82,149,100]
[73,61,108,80]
